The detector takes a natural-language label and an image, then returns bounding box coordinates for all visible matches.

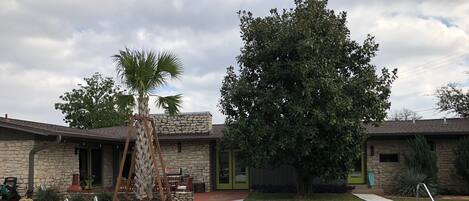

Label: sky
[0,0,468,125]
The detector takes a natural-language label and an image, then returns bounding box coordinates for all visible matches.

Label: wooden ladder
[112,116,172,201]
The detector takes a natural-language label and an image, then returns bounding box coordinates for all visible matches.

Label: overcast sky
[0,0,468,125]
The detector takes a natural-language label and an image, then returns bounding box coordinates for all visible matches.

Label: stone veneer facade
[367,137,466,193]
[0,138,80,195]
[102,145,114,188]
[0,139,34,194]
[158,141,211,192]
[34,142,80,192]
[152,112,212,134]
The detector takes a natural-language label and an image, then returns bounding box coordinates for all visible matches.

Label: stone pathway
[353,194,393,201]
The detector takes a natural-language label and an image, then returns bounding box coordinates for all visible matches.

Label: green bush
[393,169,437,196]
[96,192,112,201]
[35,188,60,201]
[405,135,438,184]
[70,194,88,201]
[394,135,438,196]
[455,138,469,184]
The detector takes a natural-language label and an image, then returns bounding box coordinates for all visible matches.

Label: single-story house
[0,112,468,196]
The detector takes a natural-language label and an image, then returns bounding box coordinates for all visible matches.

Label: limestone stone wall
[152,112,212,134]
[0,140,34,195]
[159,141,211,192]
[367,139,410,193]
[34,142,80,192]
[367,137,467,193]
[102,145,114,187]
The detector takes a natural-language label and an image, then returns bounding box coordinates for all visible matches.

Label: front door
[216,150,249,190]
[347,152,365,184]
[79,148,103,189]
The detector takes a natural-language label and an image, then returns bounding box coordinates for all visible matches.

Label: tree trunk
[296,168,312,197]
[133,96,154,200]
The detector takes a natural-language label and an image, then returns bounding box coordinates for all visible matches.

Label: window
[369,146,374,156]
[379,153,398,162]
[177,142,182,153]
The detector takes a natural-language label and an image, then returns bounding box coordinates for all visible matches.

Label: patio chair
[176,177,193,192]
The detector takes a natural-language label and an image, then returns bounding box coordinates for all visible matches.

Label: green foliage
[70,194,88,201]
[436,84,469,118]
[113,48,183,115]
[55,72,134,129]
[96,192,112,201]
[219,0,396,194]
[405,135,438,185]
[35,188,60,201]
[455,138,469,184]
[393,169,433,197]
[395,135,438,196]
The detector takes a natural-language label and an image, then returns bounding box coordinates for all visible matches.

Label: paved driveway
[194,191,249,201]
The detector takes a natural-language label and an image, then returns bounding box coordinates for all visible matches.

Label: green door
[216,150,249,190]
[347,152,365,184]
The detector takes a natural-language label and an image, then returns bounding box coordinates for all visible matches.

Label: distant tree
[219,0,397,195]
[389,108,422,121]
[55,72,134,129]
[436,84,469,118]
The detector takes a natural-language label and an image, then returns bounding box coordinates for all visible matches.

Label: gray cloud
[0,0,468,125]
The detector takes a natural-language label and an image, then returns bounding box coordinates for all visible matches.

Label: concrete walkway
[353,194,393,201]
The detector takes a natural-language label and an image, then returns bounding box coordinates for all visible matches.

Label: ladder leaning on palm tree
[112,115,173,201]
[111,48,184,201]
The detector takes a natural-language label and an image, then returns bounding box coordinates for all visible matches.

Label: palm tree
[113,48,182,200]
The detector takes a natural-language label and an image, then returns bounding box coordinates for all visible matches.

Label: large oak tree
[55,72,134,129]
[219,0,396,195]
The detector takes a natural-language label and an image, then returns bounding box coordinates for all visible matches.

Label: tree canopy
[55,72,134,129]
[436,83,469,118]
[219,0,396,194]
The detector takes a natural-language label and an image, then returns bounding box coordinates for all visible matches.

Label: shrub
[455,138,469,184]
[70,194,88,201]
[393,169,437,196]
[96,192,112,201]
[404,135,438,184]
[35,187,60,201]
[393,135,438,196]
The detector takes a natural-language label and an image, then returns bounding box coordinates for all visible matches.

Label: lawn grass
[244,192,363,201]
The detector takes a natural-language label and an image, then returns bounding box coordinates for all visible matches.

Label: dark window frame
[379,153,399,163]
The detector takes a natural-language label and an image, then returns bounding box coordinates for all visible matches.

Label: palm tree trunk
[134,96,154,200]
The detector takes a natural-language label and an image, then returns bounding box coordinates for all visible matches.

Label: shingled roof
[0,117,119,142]
[365,118,469,136]
[2,116,468,141]
[0,115,222,142]
[91,124,223,141]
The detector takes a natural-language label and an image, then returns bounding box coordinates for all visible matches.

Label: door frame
[347,151,365,184]
[216,149,249,190]
[79,147,104,188]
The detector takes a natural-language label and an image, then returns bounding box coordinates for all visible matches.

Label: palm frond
[156,51,183,79]
[156,94,182,115]
[116,94,135,110]
[113,48,183,96]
